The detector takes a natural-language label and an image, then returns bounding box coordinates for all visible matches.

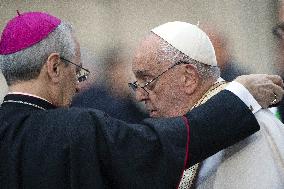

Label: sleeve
[225,81,262,114]
[73,89,259,188]
[86,110,187,189]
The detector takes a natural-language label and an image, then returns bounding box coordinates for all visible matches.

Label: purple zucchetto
[0,11,61,55]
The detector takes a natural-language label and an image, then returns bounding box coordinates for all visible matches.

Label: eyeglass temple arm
[60,57,90,73]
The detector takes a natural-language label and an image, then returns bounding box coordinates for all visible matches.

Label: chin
[63,93,76,107]
[64,100,72,107]
[59,98,72,107]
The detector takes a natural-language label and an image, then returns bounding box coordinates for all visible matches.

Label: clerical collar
[2,93,57,110]
[191,78,227,110]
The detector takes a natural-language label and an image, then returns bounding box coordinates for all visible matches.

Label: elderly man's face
[132,35,188,117]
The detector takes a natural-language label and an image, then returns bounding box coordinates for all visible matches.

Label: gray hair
[0,22,76,86]
[157,35,220,83]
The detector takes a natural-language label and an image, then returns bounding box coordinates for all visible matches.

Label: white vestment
[179,80,284,189]
[195,99,284,189]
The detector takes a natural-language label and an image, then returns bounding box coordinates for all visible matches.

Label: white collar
[8,92,52,104]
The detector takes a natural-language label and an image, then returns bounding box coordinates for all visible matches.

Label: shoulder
[32,107,108,136]
[44,107,107,121]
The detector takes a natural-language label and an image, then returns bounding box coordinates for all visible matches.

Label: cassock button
[249,105,254,112]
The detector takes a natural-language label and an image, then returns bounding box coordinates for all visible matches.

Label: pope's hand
[235,74,284,108]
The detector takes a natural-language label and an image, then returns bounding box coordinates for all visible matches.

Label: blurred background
[0,0,282,117]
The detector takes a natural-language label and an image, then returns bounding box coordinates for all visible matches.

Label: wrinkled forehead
[132,34,169,76]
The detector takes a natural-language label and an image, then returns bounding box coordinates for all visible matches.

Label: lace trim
[178,80,227,189]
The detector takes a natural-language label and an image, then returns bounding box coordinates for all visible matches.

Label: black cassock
[0,90,258,189]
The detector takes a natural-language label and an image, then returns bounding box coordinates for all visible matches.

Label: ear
[183,64,200,95]
[46,53,62,83]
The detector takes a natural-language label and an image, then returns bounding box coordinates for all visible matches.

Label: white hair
[0,22,76,86]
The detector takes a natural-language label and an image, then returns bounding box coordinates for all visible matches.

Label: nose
[135,87,149,102]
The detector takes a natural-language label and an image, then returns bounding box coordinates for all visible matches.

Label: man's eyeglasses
[128,60,189,95]
[60,57,90,82]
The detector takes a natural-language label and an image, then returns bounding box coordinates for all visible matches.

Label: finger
[267,75,284,88]
[267,75,283,87]
[268,84,284,107]
[273,84,284,102]
[269,101,281,108]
